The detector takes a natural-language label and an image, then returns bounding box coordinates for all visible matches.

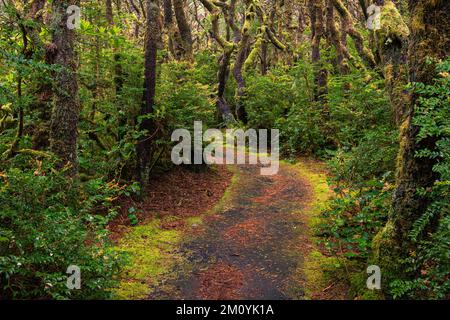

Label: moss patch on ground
[112,219,182,299]
[288,158,346,299]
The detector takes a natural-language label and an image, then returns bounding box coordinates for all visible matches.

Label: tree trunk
[331,0,376,69]
[106,0,114,24]
[374,0,450,289]
[198,0,236,123]
[136,0,160,185]
[310,0,328,104]
[232,2,254,123]
[326,0,349,75]
[374,0,409,125]
[163,0,177,58]
[216,50,235,123]
[49,0,80,175]
[173,0,193,60]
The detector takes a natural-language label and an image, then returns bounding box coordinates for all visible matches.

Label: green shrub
[0,156,126,299]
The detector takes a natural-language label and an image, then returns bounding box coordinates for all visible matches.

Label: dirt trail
[149,163,315,300]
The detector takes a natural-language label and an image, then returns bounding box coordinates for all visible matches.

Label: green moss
[113,281,151,300]
[377,1,410,44]
[186,216,203,227]
[371,220,400,285]
[349,271,383,300]
[290,160,332,227]
[302,250,339,299]
[287,159,338,298]
[112,220,182,299]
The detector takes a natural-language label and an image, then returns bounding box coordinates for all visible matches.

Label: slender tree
[310,0,328,104]
[49,0,81,175]
[136,0,160,184]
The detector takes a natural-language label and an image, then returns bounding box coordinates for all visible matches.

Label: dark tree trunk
[232,3,254,124]
[310,0,328,104]
[136,0,160,185]
[163,0,175,56]
[49,0,80,175]
[198,0,236,123]
[216,50,235,123]
[260,40,268,75]
[106,0,114,24]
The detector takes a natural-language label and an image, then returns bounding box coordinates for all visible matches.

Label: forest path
[149,162,318,300]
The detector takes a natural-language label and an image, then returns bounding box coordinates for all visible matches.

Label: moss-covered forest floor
[110,159,347,300]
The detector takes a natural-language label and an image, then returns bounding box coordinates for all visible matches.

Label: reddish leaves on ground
[143,166,232,218]
[223,218,267,247]
[196,263,244,299]
[108,166,232,240]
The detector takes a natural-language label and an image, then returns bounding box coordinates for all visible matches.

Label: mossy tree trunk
[173,0,193,60]
[373,0,450,291]
[326,0,350,75]
[331,0,376,69]
[232,1,254,124]
[106,0,114,25]
[49,0,81,175]
[163,0,176,58]
[198,0,236,123]
[373,0,409,125]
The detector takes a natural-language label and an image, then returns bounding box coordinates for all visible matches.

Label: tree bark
[136,0,160,185]
[162,0,178,58]
[106,0,114,24]
[374,0,409,125]
[326,0,350,75]
[198,0,236,123]
[232,2,254,123]
[310,0,328,104]
[374,0,450,288]
[173,0,193,60]
[49,0,81,175]
[331,0,376,69]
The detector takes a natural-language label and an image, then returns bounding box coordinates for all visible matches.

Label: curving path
[149,163,314,300]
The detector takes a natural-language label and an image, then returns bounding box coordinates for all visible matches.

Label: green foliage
[245,67,299,129]
[157,59,216,131]
[318,181,392,260]
[389,58,450,299]
[0,156,127,299]
[318,127,397,261]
